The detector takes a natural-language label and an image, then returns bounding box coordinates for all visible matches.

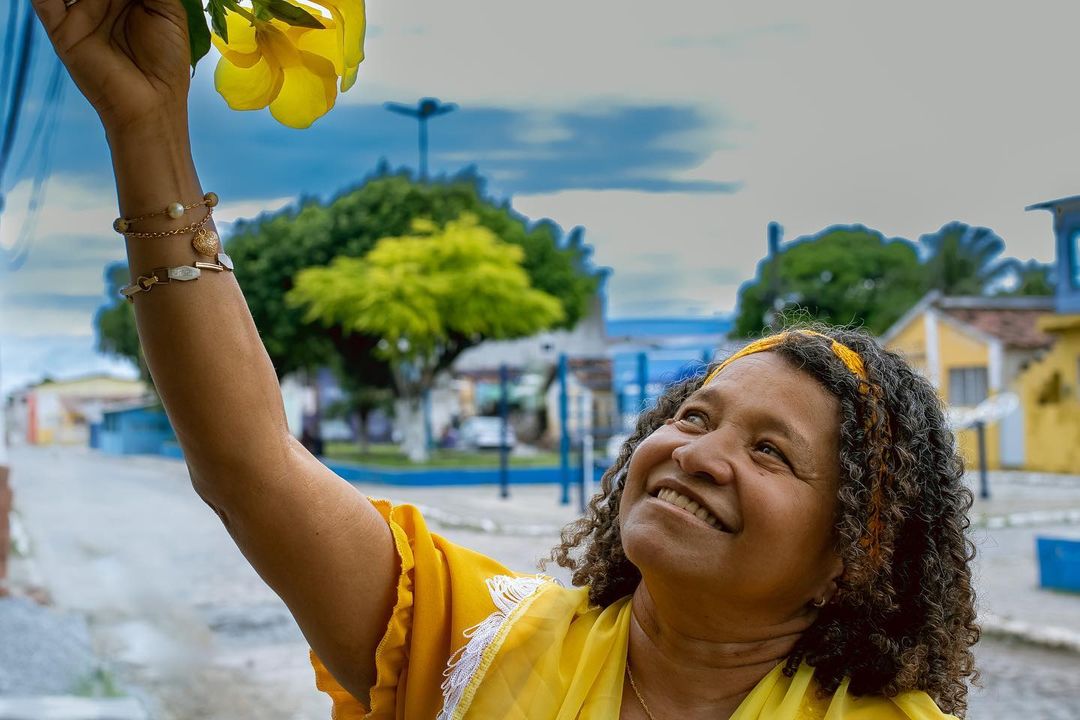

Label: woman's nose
[671,434,735,486]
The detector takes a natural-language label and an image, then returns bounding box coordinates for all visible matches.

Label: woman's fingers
[32,0,115,58]
[30,0,71,37]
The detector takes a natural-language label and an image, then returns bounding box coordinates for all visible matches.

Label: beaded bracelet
[120,253,235,303]
[113,192,219,233]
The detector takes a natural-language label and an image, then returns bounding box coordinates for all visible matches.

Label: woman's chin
[620,515,727,583]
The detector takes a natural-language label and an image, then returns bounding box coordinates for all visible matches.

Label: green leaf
[181,0,211,71]
[257,0,324,29]
[206,0,228,43]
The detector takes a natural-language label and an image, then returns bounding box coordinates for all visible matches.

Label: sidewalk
[0,515,148,719]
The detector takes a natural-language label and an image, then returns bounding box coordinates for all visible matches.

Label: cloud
[0,334,137,396]
[512,189,763,317]
[0,174,295,342]
[344,1,803,109]
[346,0,1073,263]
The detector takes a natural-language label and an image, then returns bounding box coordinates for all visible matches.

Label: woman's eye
[676,411,708,429]
[756,442,789,465]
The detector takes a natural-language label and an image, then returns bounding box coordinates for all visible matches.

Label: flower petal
[212,12,259,54]
[292,24,343,76]
[269,51,338,128]
[214,54,283,111]
[304,0,366,90]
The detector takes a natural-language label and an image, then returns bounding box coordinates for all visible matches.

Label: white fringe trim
[436,575,552,720]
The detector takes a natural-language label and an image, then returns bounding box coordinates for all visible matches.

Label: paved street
[5,445,1080,718]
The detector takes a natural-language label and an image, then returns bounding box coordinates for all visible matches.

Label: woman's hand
[32,0,193,134]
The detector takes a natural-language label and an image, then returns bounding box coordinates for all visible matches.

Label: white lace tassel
[436,575,551,720]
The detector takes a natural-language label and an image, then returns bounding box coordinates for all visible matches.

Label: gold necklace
[626,664,657,720]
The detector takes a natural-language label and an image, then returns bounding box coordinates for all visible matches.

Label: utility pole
[766,221,783,331]
[384,98,457,181]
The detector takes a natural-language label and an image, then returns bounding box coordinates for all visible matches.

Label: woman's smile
[649,487,732,532]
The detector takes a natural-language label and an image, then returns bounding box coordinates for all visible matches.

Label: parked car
[459,416,517,450]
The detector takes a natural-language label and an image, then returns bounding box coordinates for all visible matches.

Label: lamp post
[384,97,458,181]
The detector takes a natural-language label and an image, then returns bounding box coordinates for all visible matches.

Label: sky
[2,0,1079,394]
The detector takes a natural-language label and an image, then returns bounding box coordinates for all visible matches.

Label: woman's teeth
[656,488,722,529]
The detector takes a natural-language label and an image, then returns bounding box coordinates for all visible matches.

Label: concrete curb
[973,508,1080,529]
[0,696,146,720]
[417,506,1080,657]
[980,612,1080,654]
[413,504,568,537]
[417,505,1080,537]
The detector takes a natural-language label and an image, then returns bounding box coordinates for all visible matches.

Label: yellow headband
[702,330,869,391]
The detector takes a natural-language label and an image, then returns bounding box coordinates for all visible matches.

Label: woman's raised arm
[32,0,397,704]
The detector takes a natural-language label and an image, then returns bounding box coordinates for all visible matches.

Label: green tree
[288,215,566,461]
[919,221,1009,295]
[323,370,394,455]
[227,167,600,442]
[95,262,153,390]
[732,225,926,337]
[997,259,1055,296]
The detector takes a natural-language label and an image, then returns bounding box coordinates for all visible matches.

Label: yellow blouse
[311,500,956,720]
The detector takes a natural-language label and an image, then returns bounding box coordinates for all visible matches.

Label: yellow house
[6,374,148,446]
[1016,315,1080,472]
[880,292,1054,470]
[1016,195,1080,473]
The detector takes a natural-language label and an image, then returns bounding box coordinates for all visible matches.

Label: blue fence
[323,460,608,486]
[96,418,610,488]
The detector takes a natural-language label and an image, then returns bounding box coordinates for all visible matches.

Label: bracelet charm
[192,227,221,256]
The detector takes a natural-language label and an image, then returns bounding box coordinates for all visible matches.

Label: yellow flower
[211,1,365,128]
[303,0,366,91]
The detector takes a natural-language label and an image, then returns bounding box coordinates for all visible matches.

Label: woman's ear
[813,555,845,607]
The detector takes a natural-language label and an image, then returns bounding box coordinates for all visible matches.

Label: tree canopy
[998,259,1055,297]
[732,221,1052,338]
[288,214,567,460]
[226,168,600,386]
[95,262,151,388]
[919,222,1009,296]
[732,225,926,337]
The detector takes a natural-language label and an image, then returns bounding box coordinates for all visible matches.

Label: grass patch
[73,667,125,698]
[324,442,560,468]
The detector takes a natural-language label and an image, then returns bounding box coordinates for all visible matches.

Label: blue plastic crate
[1036,536,1080,592]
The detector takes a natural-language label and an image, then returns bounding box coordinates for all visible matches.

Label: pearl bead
[204,192,219,208]
[113,218,129,233]
[167,202,186,219]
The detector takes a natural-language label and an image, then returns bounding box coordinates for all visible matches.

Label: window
[948,367,989,407]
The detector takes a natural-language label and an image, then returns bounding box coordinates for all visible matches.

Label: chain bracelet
[120,207,214,240]
[113,191,219,234]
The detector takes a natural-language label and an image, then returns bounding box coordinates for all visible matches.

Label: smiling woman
[31,0,975,716]
[306,327,976,719]
[547,328,978,718]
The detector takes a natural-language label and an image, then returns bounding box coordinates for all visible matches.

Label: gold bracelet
[113,192,219,233]
[118,205,222,258]
[119,206,213,240]
[120,253,235,303]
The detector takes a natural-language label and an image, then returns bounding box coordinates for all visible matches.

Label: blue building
[606,316,739,428]
[94,402,175,456]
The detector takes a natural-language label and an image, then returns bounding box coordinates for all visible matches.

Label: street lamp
[384,97,458,181]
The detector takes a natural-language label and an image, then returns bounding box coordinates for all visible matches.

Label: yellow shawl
[311,501,955,720]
